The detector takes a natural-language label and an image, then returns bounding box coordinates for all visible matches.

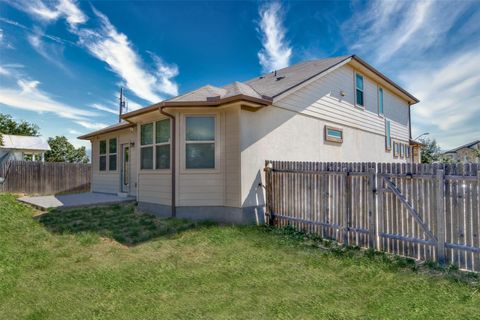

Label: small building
[0,134,50,162]
[442,140,480,163]
[79,55,419,223]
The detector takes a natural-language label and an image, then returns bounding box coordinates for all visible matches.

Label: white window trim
[377,86,385,117]
[97,137,118,173]
[354,72,365,110]
[139,119,171,172]
[180,113,220,174]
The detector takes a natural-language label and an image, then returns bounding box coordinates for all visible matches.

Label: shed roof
[0,134,50,151]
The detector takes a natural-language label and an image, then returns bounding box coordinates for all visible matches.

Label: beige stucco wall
[90,127,137,196]
[239,64,412,207]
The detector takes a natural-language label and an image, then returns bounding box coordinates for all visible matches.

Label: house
[0,134,50,162]
[442,140,480,163]
[79,55,419,223]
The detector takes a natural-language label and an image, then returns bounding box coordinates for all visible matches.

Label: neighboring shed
[0,134,50,162]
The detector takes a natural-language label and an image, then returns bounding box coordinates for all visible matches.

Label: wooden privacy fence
[0,160,91,195]
[264,161,480,272]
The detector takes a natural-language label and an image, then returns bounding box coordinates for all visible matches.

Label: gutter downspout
[160,104,176,217]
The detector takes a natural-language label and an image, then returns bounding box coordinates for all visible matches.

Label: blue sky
[0,0,479,152]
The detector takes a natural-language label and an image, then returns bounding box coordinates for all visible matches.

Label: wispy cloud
[27,31,70,73]
[342,0,471,65]
[342,0,480,150]
[90,103,118,115]
[75,121,108,130]
[9,0,180,103]
[0,77,100,131]
[257,2,292,73]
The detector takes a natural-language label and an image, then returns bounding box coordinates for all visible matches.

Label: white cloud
[74,7,179,103]
[0,78,98,124]
[404,50,480,150]
[75,121,108,130]
[5,0,179,103]
[68,129,81,135]
[342,0,471,65]
[0,66,10,76]
[257,2,292,73]
[90,103,118,115]
[12,0,86,29]
[27,31,70,72]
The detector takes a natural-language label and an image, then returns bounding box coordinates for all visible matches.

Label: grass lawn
[0,194,479,319]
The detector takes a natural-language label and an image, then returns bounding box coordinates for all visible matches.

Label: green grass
[0,194,478,319]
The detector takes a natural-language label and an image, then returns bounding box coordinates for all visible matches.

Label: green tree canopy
[419,137,442,164]
[0,113,40,146]
[45,136,89,164]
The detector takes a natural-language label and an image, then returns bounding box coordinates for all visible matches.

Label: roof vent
[206,96,221,102]
[276,76,286,81]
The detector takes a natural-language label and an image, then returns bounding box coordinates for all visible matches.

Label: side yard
[0,194,478,319]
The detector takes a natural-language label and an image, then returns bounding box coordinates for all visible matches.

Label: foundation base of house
[137,202,265,225]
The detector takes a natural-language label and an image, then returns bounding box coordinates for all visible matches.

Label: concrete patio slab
[18,192,136,210]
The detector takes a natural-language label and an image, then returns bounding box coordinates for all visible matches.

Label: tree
[45,136,89,164]
[0,113,40,146]
[419,137,441,164]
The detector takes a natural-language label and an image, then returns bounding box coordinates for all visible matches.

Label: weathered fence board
[265,161,480,272]
[0,160,91,195]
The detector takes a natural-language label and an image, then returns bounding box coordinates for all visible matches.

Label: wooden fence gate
[265,161,480,272]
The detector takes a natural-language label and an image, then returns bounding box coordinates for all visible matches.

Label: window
[155,119,171,169]
[385,120,391,151]
[109,138,117,171]
[99,140,107,171]
[140,123,154,169]
[140,120,171,170]
[378,87,384,116]
[185,116,215,169]
[324,125,343,143]
[393,142,399,158]
[355,73,364,107]
[400,143,404,158]
[406,144,410,159]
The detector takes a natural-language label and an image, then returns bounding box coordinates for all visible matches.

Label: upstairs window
[99,140,107,171]
[109,138,117,171]
[385,120,391,151]
[185,116,215,169]
[378,87,384,116]
[355,73,364,107]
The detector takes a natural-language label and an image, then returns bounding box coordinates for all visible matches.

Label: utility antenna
[119,87,126,123]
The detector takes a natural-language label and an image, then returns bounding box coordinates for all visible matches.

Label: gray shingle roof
[245,56,351,98]
[166,56,351,103]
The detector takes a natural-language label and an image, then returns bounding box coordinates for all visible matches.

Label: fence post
[264,161,274,226]
[435,169,446,266]
[368,166,377,250]
[342,169,350,245]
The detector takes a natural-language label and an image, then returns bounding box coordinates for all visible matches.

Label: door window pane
[186,117,215,141]
[378,88,384,115]
[356,74,363,90]
[109,138,117,154]
[156,145,170,169]
[141,123,153,145]
[156,119,170,143]
[186,143,215,169]
[141,147,153,169]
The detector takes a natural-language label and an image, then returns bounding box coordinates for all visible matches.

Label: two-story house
[79,55,419,223]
